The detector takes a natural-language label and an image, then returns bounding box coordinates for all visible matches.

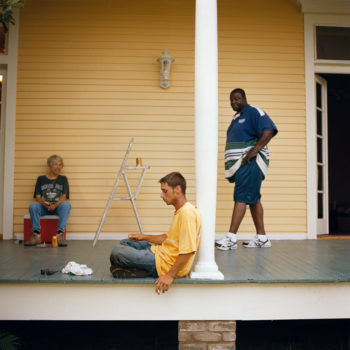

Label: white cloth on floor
[61,261,93,276]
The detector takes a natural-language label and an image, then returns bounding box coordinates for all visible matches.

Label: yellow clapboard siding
[17,91,197,101]
[15,135,195,144]
[17,99,305,111]
[15,157,196,167]
[15,114,196,122]
[14,0,306,235]
[14,214,173,226]
[18,70,304,82]
[14,199,182,210]
[15,106,195,116]
[15,128,195,137]
[17,84,195,93]
[17,60,304,74]
[15,143,195,152]
[17,91,305,102]
[13,223,172,234]
[14,208,175,219]
[17,150,305,162]
[16,120,195,131]
[217,186,306,195]
[17,90,300,101]
[217,209,306,218]
[18,78,195,88]
[15,134,305,146]
[17,58,304,69]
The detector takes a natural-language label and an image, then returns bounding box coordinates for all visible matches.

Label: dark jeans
[110,239,158,277]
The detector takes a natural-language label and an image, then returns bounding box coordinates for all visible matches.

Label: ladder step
[124,166,150,170]
[112,197,135,200]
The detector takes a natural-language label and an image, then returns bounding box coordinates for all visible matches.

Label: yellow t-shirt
[151,202,201,278]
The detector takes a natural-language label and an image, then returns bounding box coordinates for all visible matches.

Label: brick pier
[178,320,236,350]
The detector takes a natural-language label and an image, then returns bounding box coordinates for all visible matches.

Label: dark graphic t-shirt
[34,175,70,203]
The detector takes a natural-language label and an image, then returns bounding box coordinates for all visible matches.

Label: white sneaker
[242,235,271,248]
[215,235,237,250]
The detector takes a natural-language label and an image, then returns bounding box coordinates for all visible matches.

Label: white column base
[191,262,224,280]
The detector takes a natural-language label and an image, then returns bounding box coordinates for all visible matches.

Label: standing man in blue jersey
[216,88,278,250]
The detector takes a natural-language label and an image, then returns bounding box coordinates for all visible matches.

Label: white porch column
[191,0,223,280]
[0,9,20,239]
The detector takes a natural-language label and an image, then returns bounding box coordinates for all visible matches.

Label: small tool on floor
[40,269,59,275]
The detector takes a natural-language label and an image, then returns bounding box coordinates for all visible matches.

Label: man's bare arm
[35,194,68,211]
[35,194,50,209]
[155,252,195,294]
[129,232,167,245]
[242,129,275,164]
[48,194,67,211]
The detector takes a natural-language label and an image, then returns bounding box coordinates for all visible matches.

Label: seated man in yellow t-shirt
[110,172,201,294]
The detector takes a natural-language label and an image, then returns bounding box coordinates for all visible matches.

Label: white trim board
[304,12,350,239]
[1,282,350,320]
[0,9,19,239]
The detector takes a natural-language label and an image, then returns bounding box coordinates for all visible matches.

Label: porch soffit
[297,0,350,14]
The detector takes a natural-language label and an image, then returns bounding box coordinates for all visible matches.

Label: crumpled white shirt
[61,261,93,276]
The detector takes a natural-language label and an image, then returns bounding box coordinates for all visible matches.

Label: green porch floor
[0,239,350,284]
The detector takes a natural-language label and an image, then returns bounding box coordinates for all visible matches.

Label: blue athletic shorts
[234,158,264,205]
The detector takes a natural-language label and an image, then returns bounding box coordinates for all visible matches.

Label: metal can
[51,235,58,247]
[136,157,142,166]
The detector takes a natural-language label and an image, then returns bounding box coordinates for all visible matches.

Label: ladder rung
[112,196,135,200]
[124,166,150,170]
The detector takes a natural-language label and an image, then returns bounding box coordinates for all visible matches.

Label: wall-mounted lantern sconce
[157,49,174,89]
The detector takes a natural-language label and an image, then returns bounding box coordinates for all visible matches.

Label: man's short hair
[47,154,64,167]
[230,88,246,99]
[159,172,186,195]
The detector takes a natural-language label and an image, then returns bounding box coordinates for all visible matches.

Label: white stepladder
[93,138,150,247]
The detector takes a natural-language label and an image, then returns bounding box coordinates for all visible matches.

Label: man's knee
[111,241,124,257]
[120,239,130,246]
[57,201,71,213]
[29,202,41,212]
[110,241,128,264]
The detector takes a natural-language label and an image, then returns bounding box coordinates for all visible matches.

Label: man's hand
[155,274,174,294]
[128,232,144,241]
[153,253,194,294]
[47,202,57,211]
[242,150,257,165]
[42,201,51,210]
[242,129,275,165]
[129,233,167,245]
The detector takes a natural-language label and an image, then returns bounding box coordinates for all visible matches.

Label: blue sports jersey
[225,104,277,182]
[227,104,277,142]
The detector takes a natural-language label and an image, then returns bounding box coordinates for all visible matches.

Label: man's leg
[120,239,152,250]
[249,199,266,235]
[216,201,246,250]
[229,201,247,233]
[232,158,271,248]
[53,201,71,246]
[243,199,271,248]
[54,201,71,233]
[216,164,247,251]
[29,202,47,233]
[110,240,157,277]
[25,202,47,246]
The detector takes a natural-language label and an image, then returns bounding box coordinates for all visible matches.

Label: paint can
[52,235,58,247]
